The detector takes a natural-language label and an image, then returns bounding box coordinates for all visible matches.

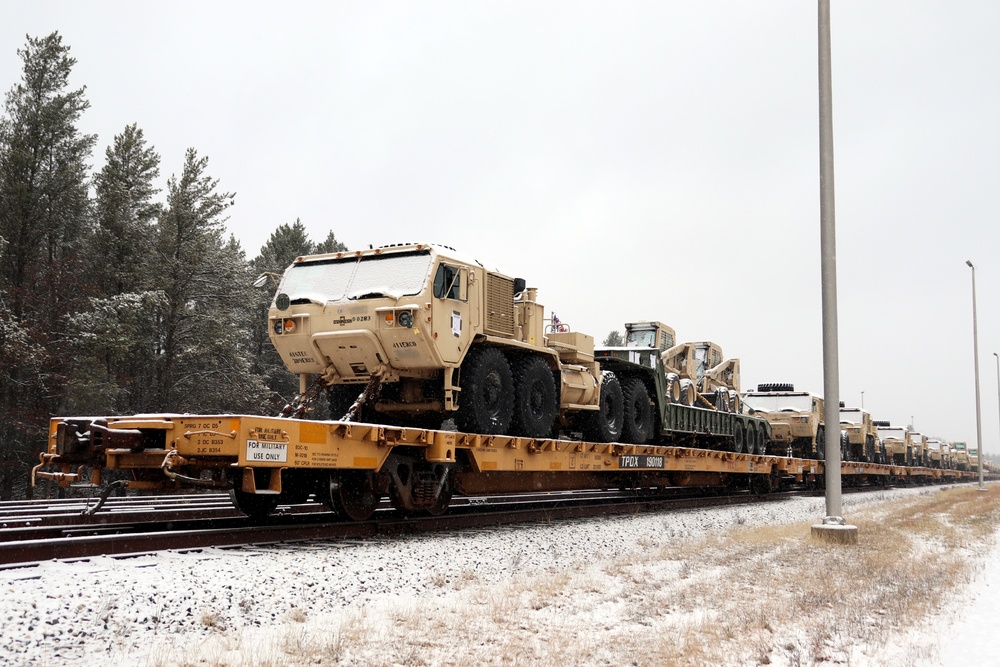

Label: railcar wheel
[456,347,514,435]
[321,471,380,521]
[230,488,279,521]
[622,378,654,444]
[510,356,558,438]
[733,422,746,454]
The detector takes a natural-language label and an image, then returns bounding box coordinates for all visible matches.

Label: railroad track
[0,481,956,568]
[0,486,791,567]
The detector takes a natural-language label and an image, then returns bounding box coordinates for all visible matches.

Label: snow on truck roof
[290,243,499,274]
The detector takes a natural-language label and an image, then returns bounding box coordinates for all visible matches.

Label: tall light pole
[967,260,985,490]
[811,0,856,543]
[994,352,999,468]
[861,391,865,410]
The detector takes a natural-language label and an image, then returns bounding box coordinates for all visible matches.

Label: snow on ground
[0,485,995,667]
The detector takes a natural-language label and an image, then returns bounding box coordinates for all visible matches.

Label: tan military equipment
[926,438,943,469]
[908,431,928,467]
[742,384,826,458]
[968,446,980,472]
[266,243,602,439]
[838,404,882,463]
[622,322,740,411]
[951,441,969,470]
[876,424,913,466]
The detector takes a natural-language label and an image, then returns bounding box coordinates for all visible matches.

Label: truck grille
[485,274,515,337]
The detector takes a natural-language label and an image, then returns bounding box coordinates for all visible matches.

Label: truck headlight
[398,311,413,328]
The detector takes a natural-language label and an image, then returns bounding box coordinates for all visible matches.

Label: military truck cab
[742,384,825,459]
[839,405,880,463]
[877,424,913,466]
[952,442,970,471]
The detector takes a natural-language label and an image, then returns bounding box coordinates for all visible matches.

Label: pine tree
[313,229,348,255]
[150,148,267,412]
[0,32,96,319]
[62,124,165,415]
[249,219,318,411]
[603,330,624,346]
[0,32,96,499]
[91,123,161,294]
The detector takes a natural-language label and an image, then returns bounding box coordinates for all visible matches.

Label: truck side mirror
[513,278,526,296]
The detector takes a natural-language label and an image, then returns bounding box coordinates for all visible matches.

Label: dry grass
[153,485,1000,667]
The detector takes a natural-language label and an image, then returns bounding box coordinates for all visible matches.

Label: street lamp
[861,391,864,410]
[967,260,985,490]
[994,352,999,469]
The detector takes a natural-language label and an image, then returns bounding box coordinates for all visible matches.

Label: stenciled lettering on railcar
[618,455,665,469]
[246,440,288,463]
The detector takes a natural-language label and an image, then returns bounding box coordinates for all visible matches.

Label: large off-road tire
[733,422,746,454]
[840,432,851,462]
[456,347,514,435]
[510,356,558,439]
[582,372,624,443]
[679,379,696,406]
[757,383,794,393]
[622,377,654,445]
[865,435,875,463]
[814,427,825,460]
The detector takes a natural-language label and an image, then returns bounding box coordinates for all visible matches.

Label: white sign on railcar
[246,440,289,463]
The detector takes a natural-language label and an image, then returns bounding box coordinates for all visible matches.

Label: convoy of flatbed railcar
[32,243,995,520]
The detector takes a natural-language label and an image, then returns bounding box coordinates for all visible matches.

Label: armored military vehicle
[266,243,605,439]
[742,384,827,458]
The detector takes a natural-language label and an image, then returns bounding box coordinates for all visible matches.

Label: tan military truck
[838,403,881,463]
[968,446,980,472]
[952,441,970,470]
[876,423,913,466]
[908,431,928,467]
[266,243,606,439]
[940,441,953,469]
[742,384,827,458]
[926,438,943,469]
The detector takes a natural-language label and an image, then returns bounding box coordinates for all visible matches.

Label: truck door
[431,262,473,364]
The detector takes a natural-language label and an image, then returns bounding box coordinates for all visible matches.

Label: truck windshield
[743,394,812,412]
[839,409,862,424]
[626,330,655,348]
[278,250,433,303]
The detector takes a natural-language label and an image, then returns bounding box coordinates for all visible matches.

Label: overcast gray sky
[3,1,999,450]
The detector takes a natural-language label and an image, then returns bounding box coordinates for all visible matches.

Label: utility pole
[812,0,857,544]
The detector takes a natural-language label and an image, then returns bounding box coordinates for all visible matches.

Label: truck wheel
[865,435,875,463]
[510,356,558,438]
[456,347,514,435]
[583,372,624,443]
[840,432,851,462]
[733,422,746,453]
[815,427,825,460]
[622,378,654,445]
